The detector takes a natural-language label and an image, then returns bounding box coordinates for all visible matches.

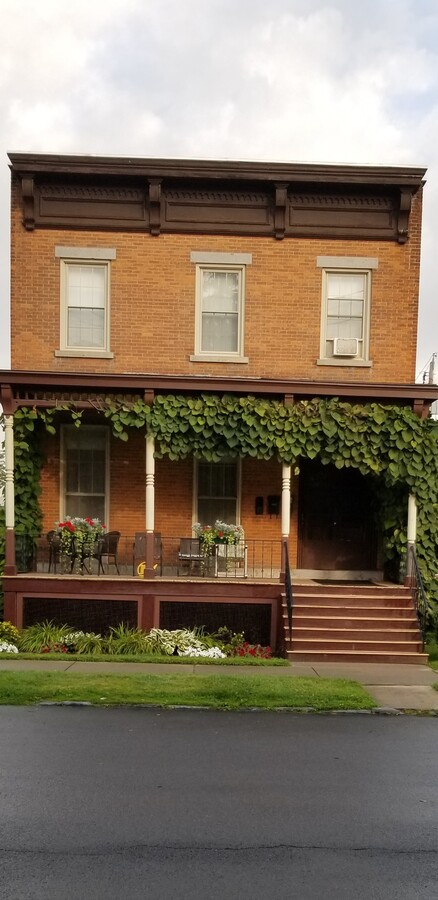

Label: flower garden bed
[0,620,282,664]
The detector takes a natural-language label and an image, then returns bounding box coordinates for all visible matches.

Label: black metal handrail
[283,540,293,638]
[407,545,430,648]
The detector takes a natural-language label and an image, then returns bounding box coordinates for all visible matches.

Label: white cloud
[0,0,438,370]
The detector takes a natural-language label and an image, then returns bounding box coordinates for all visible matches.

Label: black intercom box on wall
[267,495,280,516]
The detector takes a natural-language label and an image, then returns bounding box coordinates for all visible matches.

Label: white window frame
[192,458,242,526]
[54,246,116,359]
[190,251,251,363]
[60,425,110,525]
[316,256,378,367]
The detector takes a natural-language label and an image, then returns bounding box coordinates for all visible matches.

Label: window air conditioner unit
[333,337,359,357]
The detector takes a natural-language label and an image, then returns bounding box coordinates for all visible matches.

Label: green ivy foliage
[3,394,438,606]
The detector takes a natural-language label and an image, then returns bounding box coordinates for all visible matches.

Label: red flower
[61,521,75,532]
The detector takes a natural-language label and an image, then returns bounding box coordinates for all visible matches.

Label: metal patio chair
[132,532,163,575]
[177,537,204,576]
[93,530,121,575]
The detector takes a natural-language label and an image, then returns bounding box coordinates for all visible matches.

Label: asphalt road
[1,708,437,899]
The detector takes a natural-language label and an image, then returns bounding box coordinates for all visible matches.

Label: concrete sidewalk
[1,657,438,710]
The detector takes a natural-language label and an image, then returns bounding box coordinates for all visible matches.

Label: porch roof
[1,369,437,415]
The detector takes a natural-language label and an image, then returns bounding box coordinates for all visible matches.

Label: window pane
[65,495,106,522]
[198,498,237,525]
[201,271,239,313]
[67,266,105,309]
[328,299,363,317]
[327,273,365,300]
[326,317,363,340]
[201,312,238,352]
[68,308,104,348]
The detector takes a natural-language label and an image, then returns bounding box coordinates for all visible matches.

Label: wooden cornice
[1,369,437,410]
[8,153,426,242]
[8,153,427,187]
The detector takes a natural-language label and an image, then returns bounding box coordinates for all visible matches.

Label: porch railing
[13,533,283,581]
[407,545,430,648]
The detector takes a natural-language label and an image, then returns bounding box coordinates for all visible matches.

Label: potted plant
[55,516,106,573]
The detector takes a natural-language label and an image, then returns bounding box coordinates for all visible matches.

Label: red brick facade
[5,154,432,575]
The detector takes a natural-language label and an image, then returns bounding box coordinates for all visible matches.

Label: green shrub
[142,627,206,655]
[107,624,151,655]
[19,620,72,653]
[0,621,20,645]
[71,632,105,655]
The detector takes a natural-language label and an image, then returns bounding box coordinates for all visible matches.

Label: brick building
[2,153,437,660]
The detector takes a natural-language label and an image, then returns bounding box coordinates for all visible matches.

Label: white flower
[0,641,19,653]
[181,646,226,658]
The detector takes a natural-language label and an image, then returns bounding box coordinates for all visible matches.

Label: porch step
[291,605,416,619]
[282,583,426,664]
[291,627,419,641]
[293,593,413,608]
[287,650,429,664]
[291,638,422,652]
[291,615,418,630]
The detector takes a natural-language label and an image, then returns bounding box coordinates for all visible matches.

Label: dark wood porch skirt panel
[160,602,271,646]
[3,577,282,650]
[22,597,139,633]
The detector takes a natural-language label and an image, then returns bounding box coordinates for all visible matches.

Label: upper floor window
[55,246,116,359]
[317,256,378,367]
[190,251,251,363]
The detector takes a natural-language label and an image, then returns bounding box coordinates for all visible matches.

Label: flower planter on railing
[193,521,245,574]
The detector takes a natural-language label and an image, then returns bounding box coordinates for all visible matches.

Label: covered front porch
[1,369,436,658]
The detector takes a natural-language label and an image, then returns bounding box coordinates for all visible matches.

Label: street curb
[36,702,438,715]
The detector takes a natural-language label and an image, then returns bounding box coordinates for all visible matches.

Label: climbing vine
[4,394,438,607]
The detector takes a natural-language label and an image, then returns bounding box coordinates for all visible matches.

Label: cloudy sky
[1,0,437,377]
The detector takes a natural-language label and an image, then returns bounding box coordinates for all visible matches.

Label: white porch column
[144,433,156,577]
[281,462,291,575]
[406,493,417,580]
[145,433,155,533]
[4,414,15,530]
[4,414,16,575]
[281,462,291,540]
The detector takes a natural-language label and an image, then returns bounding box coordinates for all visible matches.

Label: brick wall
[38,432,299,565]
[11,175,422,384]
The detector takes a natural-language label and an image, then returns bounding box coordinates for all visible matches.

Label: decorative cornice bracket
[274,183,289,240]
[0,384,15,415]
[148,179,162,236]
[397,188,412,244]
[21,177,35,230]
[413,398,429,419]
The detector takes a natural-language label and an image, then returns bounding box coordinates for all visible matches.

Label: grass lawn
[0,651,287,666]
[0,670,376,710]
[426,638,438,670]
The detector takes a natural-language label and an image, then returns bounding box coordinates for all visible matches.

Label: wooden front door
[298,461,376,570]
